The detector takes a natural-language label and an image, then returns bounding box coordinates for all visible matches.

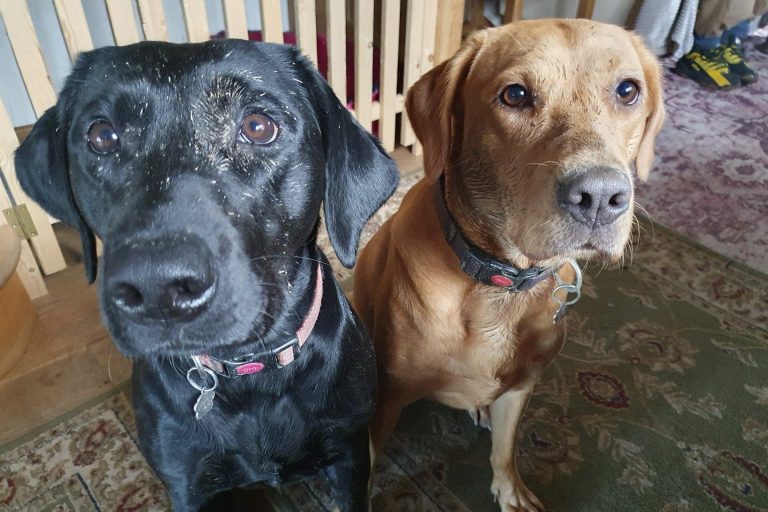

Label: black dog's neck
[153,234,324,374]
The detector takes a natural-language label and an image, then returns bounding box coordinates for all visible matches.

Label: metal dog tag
[187,363,219,421]
[554,303,568,323]
[194,388,216,420]
[552,259,583,324]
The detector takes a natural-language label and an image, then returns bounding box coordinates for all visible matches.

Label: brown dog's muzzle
[557,167,632,228]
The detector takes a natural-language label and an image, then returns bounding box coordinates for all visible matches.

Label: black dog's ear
[15,107,97,282]
[297,53,399,268]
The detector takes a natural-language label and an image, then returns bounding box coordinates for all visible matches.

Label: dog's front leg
[489,385,544,512]
[324,425,372,512]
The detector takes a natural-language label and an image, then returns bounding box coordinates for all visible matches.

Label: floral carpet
[635,39,768,274]
[2,168,766,512]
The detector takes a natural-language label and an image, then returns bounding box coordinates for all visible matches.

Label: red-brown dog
[355,19,664,511]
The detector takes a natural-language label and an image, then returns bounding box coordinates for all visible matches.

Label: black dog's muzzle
[104,234,217,324]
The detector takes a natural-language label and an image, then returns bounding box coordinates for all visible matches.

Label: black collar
[432,174,553,292]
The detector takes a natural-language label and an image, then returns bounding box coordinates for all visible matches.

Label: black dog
[16,40,398,511]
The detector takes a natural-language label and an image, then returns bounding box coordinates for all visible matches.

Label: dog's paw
[491,473,544,512]
[469,406,491,431]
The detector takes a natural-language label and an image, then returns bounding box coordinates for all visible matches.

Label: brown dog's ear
[405,30,488,180]
[631,35,666,182]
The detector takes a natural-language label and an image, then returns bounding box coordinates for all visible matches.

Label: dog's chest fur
[424,281,566,407]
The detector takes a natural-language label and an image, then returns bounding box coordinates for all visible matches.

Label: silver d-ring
[186,366,218,392]
[552,259,583,306]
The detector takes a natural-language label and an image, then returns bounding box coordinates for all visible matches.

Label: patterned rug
[2,172,766,511]
[635,38,768,273]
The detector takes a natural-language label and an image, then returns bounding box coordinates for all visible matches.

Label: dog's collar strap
[432,175,552,292]
[192,263,324,378]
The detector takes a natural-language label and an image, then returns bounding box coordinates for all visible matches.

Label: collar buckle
[272,337,300,369]
[479,258,551,291]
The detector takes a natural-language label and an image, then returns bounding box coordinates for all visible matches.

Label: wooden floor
[0,148,422,447]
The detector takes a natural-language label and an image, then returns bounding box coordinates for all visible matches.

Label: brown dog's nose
[105,236,216,323]
[557,168,631,227]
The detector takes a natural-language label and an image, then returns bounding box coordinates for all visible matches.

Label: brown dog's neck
[441,172,534,270]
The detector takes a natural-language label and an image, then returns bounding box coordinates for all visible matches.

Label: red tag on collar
[490,274,514,287]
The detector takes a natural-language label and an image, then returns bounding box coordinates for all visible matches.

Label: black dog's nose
[557,168,631,227]
[105,237,216,323]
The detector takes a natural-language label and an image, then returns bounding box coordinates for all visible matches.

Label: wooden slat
[399,0,424,147]
[15,241,47,299]
[354,0,374,131]
[0,101,67,277]
[222,0,248,39]
[577,0,596,19]
[137,0,169,41]
[52,0,94,59]
[378,0,399,151]
[325,0,347,104]
[350,95,403,121]
[411,0,438,155]
[467,0,485,32]
[420,0,439,75]
[370,94,403,122]
[0,144,48,300]
[105,0,142,45]
[434,0,464,65]
[0,0,57,116]
[503,0,524,23]
[181,0,210,43]
[260,0,283,43]
[295,0,318,66]
[0,201,47,299]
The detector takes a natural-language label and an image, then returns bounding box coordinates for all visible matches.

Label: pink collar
[192,263,324,377]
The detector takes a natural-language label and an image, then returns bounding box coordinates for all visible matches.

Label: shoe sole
[672,66,740,90]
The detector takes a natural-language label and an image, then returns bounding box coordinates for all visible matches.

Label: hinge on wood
[2,204,38,240]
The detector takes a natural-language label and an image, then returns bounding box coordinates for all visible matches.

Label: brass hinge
[2,203,38,240]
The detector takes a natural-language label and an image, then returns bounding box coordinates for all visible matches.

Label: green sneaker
[721,36,758,85]
[675,49,741,89]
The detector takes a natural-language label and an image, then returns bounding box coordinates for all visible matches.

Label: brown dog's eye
[240,113,278,144]
[500,84,530,108]
[616,80,640,105]
[87,121,119,154]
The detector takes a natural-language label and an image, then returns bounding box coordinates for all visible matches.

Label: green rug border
[635,213,766,280]
[0,379,131,453]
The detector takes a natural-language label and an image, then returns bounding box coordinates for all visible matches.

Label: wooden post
[577,0,596,19]
[137,0,169,40]
[434,0,464,65]
[354,0,374,131]
[224,0,248,42]
[222,0,248,39]
[503,0,524,23]
[105,0,142,45]
[378,0,400,151]
[181,0,210,43]
[260,0,284,43]
[326,0,347,104]
[52,0,94,59]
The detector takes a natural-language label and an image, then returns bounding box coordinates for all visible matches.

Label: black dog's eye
[87,121,119,154]
[240,113,278,144]
[500,84,530,108]
[616,80,640,105]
